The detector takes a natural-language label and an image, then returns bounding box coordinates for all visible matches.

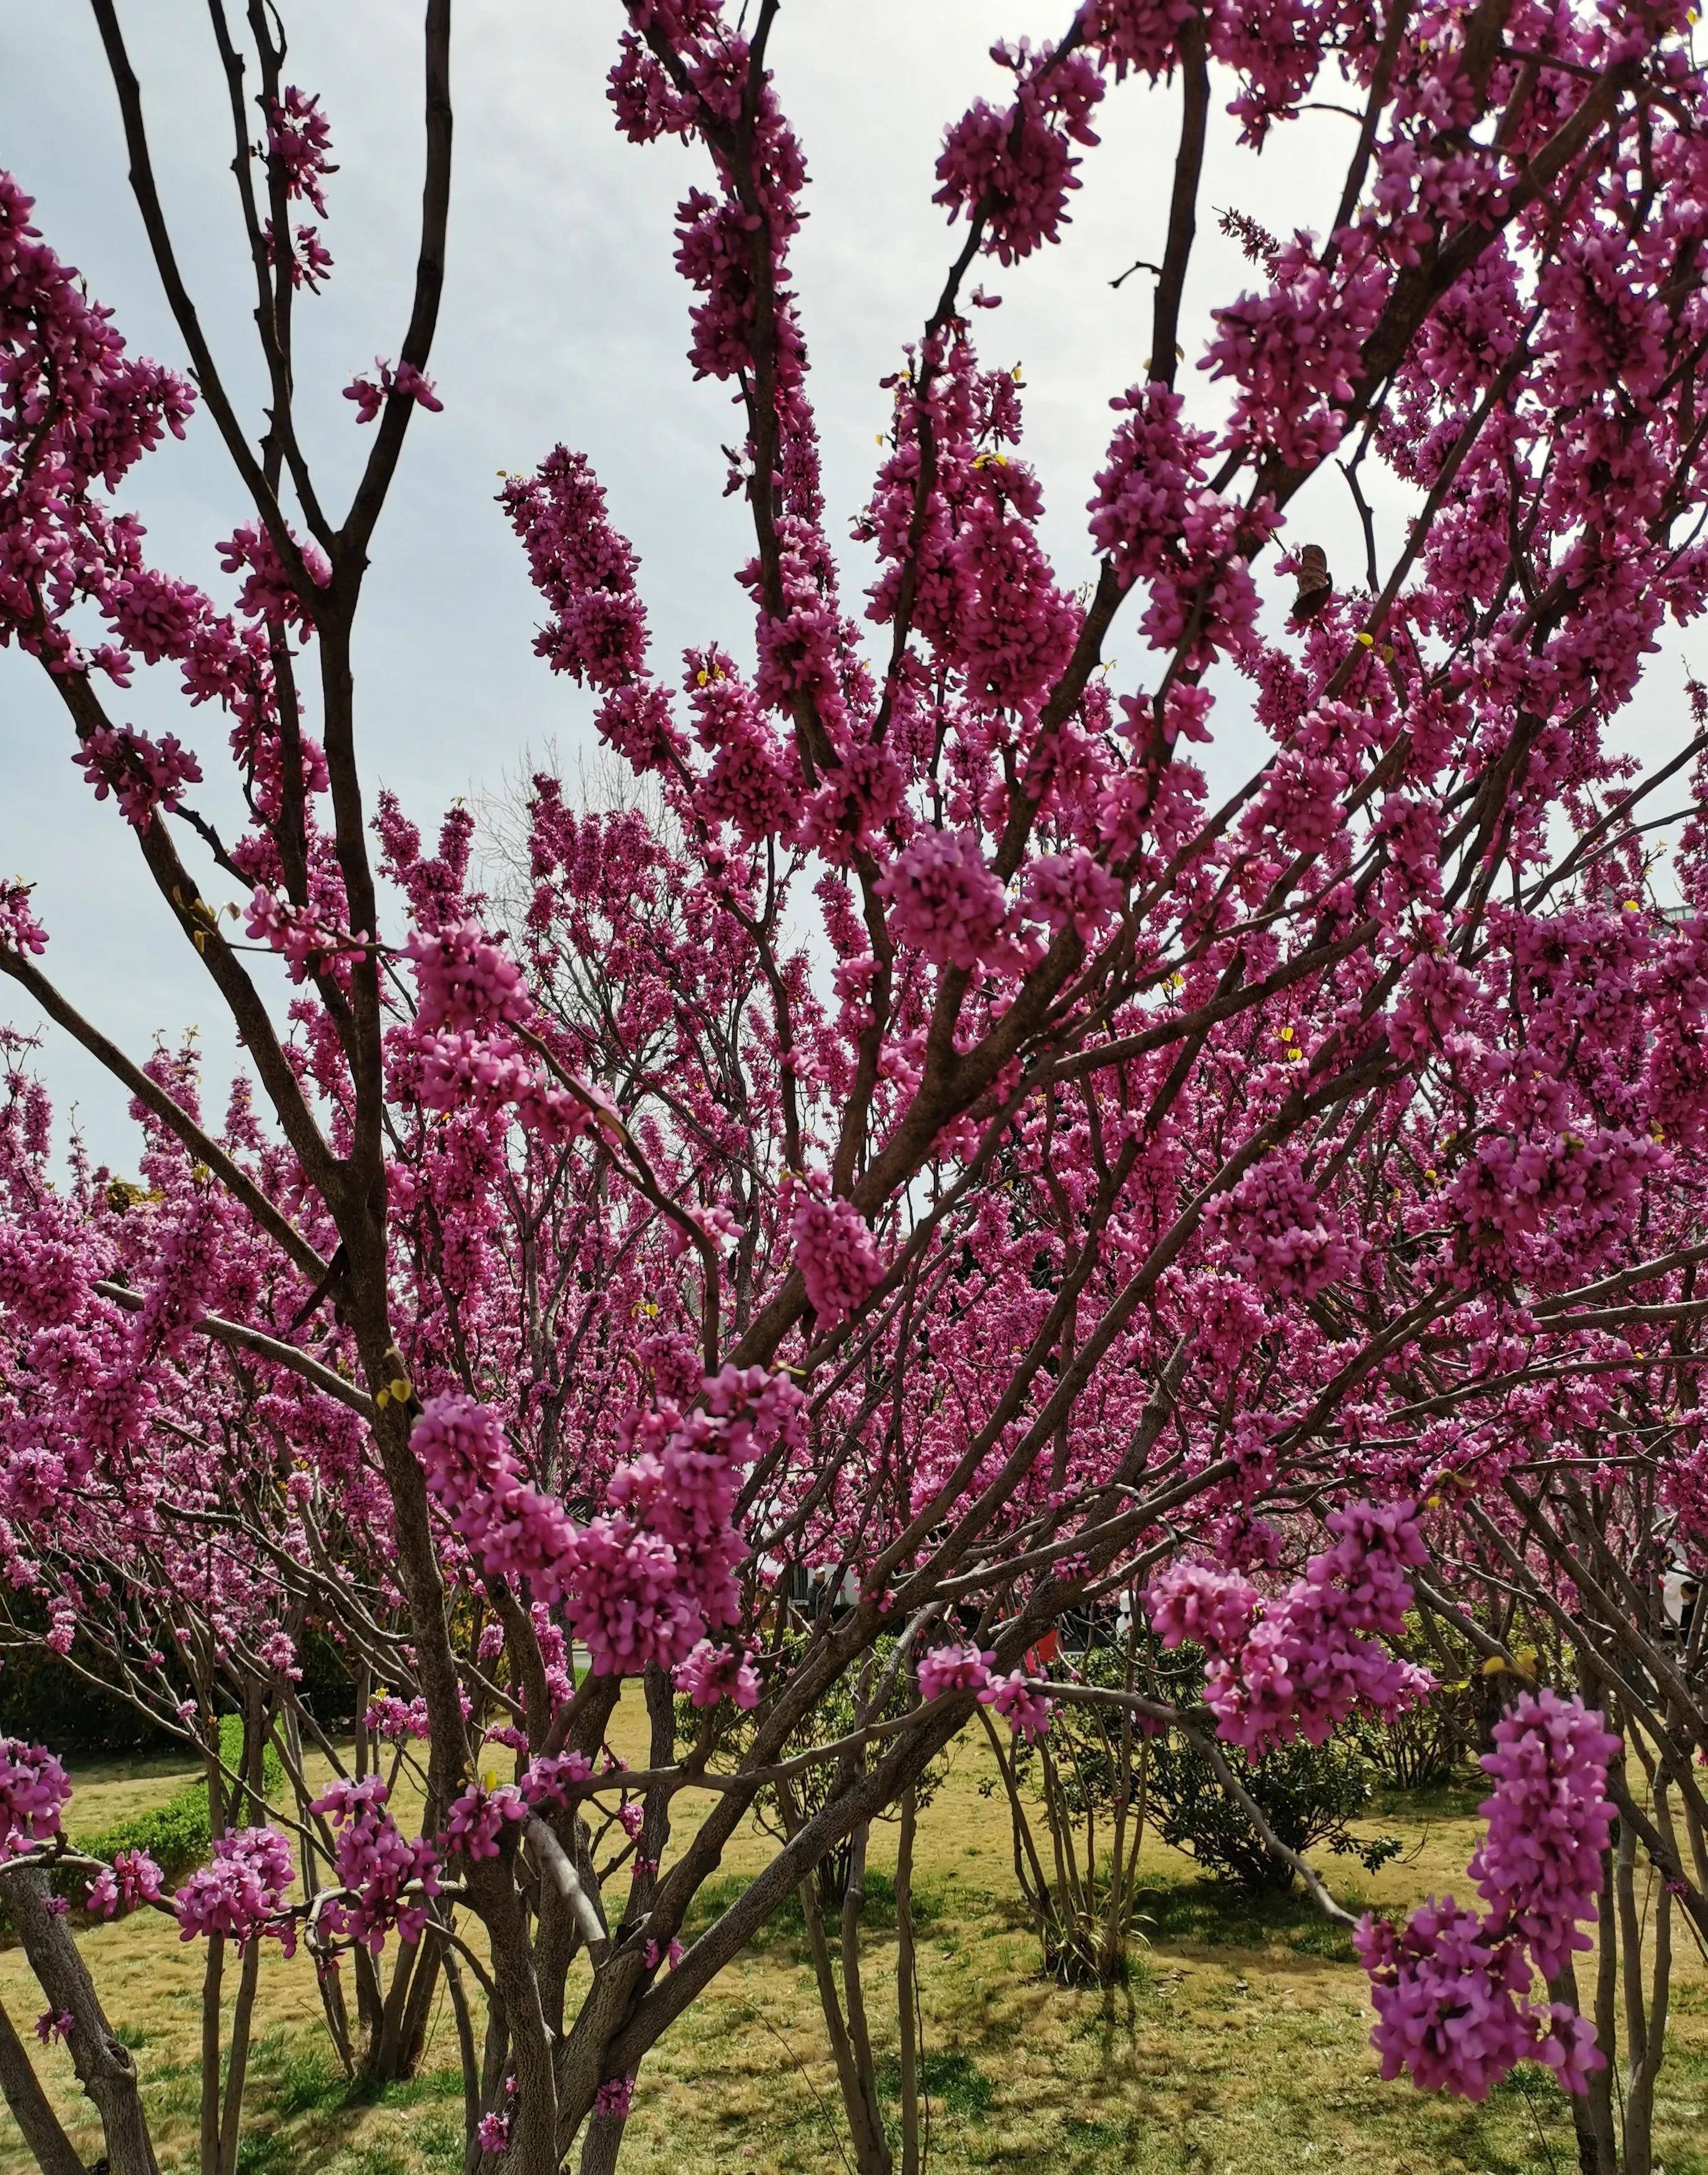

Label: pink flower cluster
[518,1750,593,1810]
[573,1388,763,1676]
[364,1692,432,1743]
[1468,1691,1622,1980]
[476,2112,509,2155]
[1203,234,1388,468]
[215,519,330,631]
[918,1643,995,1701]
[594,2074,635,2119]
[310,1775,440,1953]
[1078,0,1195,81]
[172,1825,297,1953]
[1147,1501,1431,1755]
[0,880,47,956]
[443,1779,528,1862]
[878,831,1034,976]
[499,445,650,692]
[265,87,335,217]
[1088,385,1264,668]
[934,41,1105,265]
[1355,1901,1603,2099]
[792,1194,883,1325]
[1024,852,1121,946]
[915,1646,1052,1739]
[1357,1692,1621,2101]
[416,1371,792,1682]
[1144,1562,1259,1652]
[415,1393,577,1598]
[979,1669,1053,1742]
[1210,1152,1364,1302]
[343,358,442,426]
[405,921,531,1034]
[0,1736,71,1856]
[245,887,366,984]
[673,1639,760,1710]
[85,1847,164,1920]
[71,723,202,828]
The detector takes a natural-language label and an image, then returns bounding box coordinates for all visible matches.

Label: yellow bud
[1381,644,1395,662]
[875,433,885,444]
[695,669,709,687]
[1279,1025,1295,1043]
[482,1769,498,1793]
[1425,1168,1438,1182]
[1480,1654,1508,1677]
[375,1386,391,1410]
[1356,631,1375,647]
[390,1377,412,1403]
[1514,1646,1539,1679]
[1287,1046,1303,1061]
[1622,898,1640,911]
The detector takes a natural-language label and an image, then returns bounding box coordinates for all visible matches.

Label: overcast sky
[2,2,1698,1171]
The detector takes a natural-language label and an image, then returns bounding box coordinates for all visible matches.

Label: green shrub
[1142,1651,1400,1893]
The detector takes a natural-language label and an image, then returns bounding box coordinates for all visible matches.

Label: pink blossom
[792,1194,883,1325]
[978,1669,1053,1740]
[0,1737,71,1856]
[413,1393,578,1599]
[1144,1562,1259,1653]
[405,921,531,1034]
[1469,1691,1622,1980]
[917,1644,993,1701]
[0,881,47,956]
[673,1638,760,1709]
[1356,1900,1600,2099]
[85,1847,164,1920]
[172,1826,297,1953]
[310,1775,439,1953]
[934,43,1104,265]
[878,832,1024,974]
[266,87,335,216]
[443,1779,528,1862]
[72,724,202,828]
[595,2074,635,2119]
[343,358,443,425]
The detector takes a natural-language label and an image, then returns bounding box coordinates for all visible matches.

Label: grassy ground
[2,1708,1705,2175]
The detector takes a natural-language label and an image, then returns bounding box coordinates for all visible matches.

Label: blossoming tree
[4,2,1708,2172]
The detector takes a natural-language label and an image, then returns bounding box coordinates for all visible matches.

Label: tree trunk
[895,1789,921,2175]
[576,2111,628,2175]
[6,1869,160,2175]
[0,1993,89,2175]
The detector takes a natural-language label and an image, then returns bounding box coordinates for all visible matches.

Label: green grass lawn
[3,1716,1704,2175]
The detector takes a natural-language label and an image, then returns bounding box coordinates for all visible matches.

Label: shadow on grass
[680,1867,955,1951]
[1129,1875,1365,1963]
[875,2048,995,2118]
[204,2036,466,2175]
